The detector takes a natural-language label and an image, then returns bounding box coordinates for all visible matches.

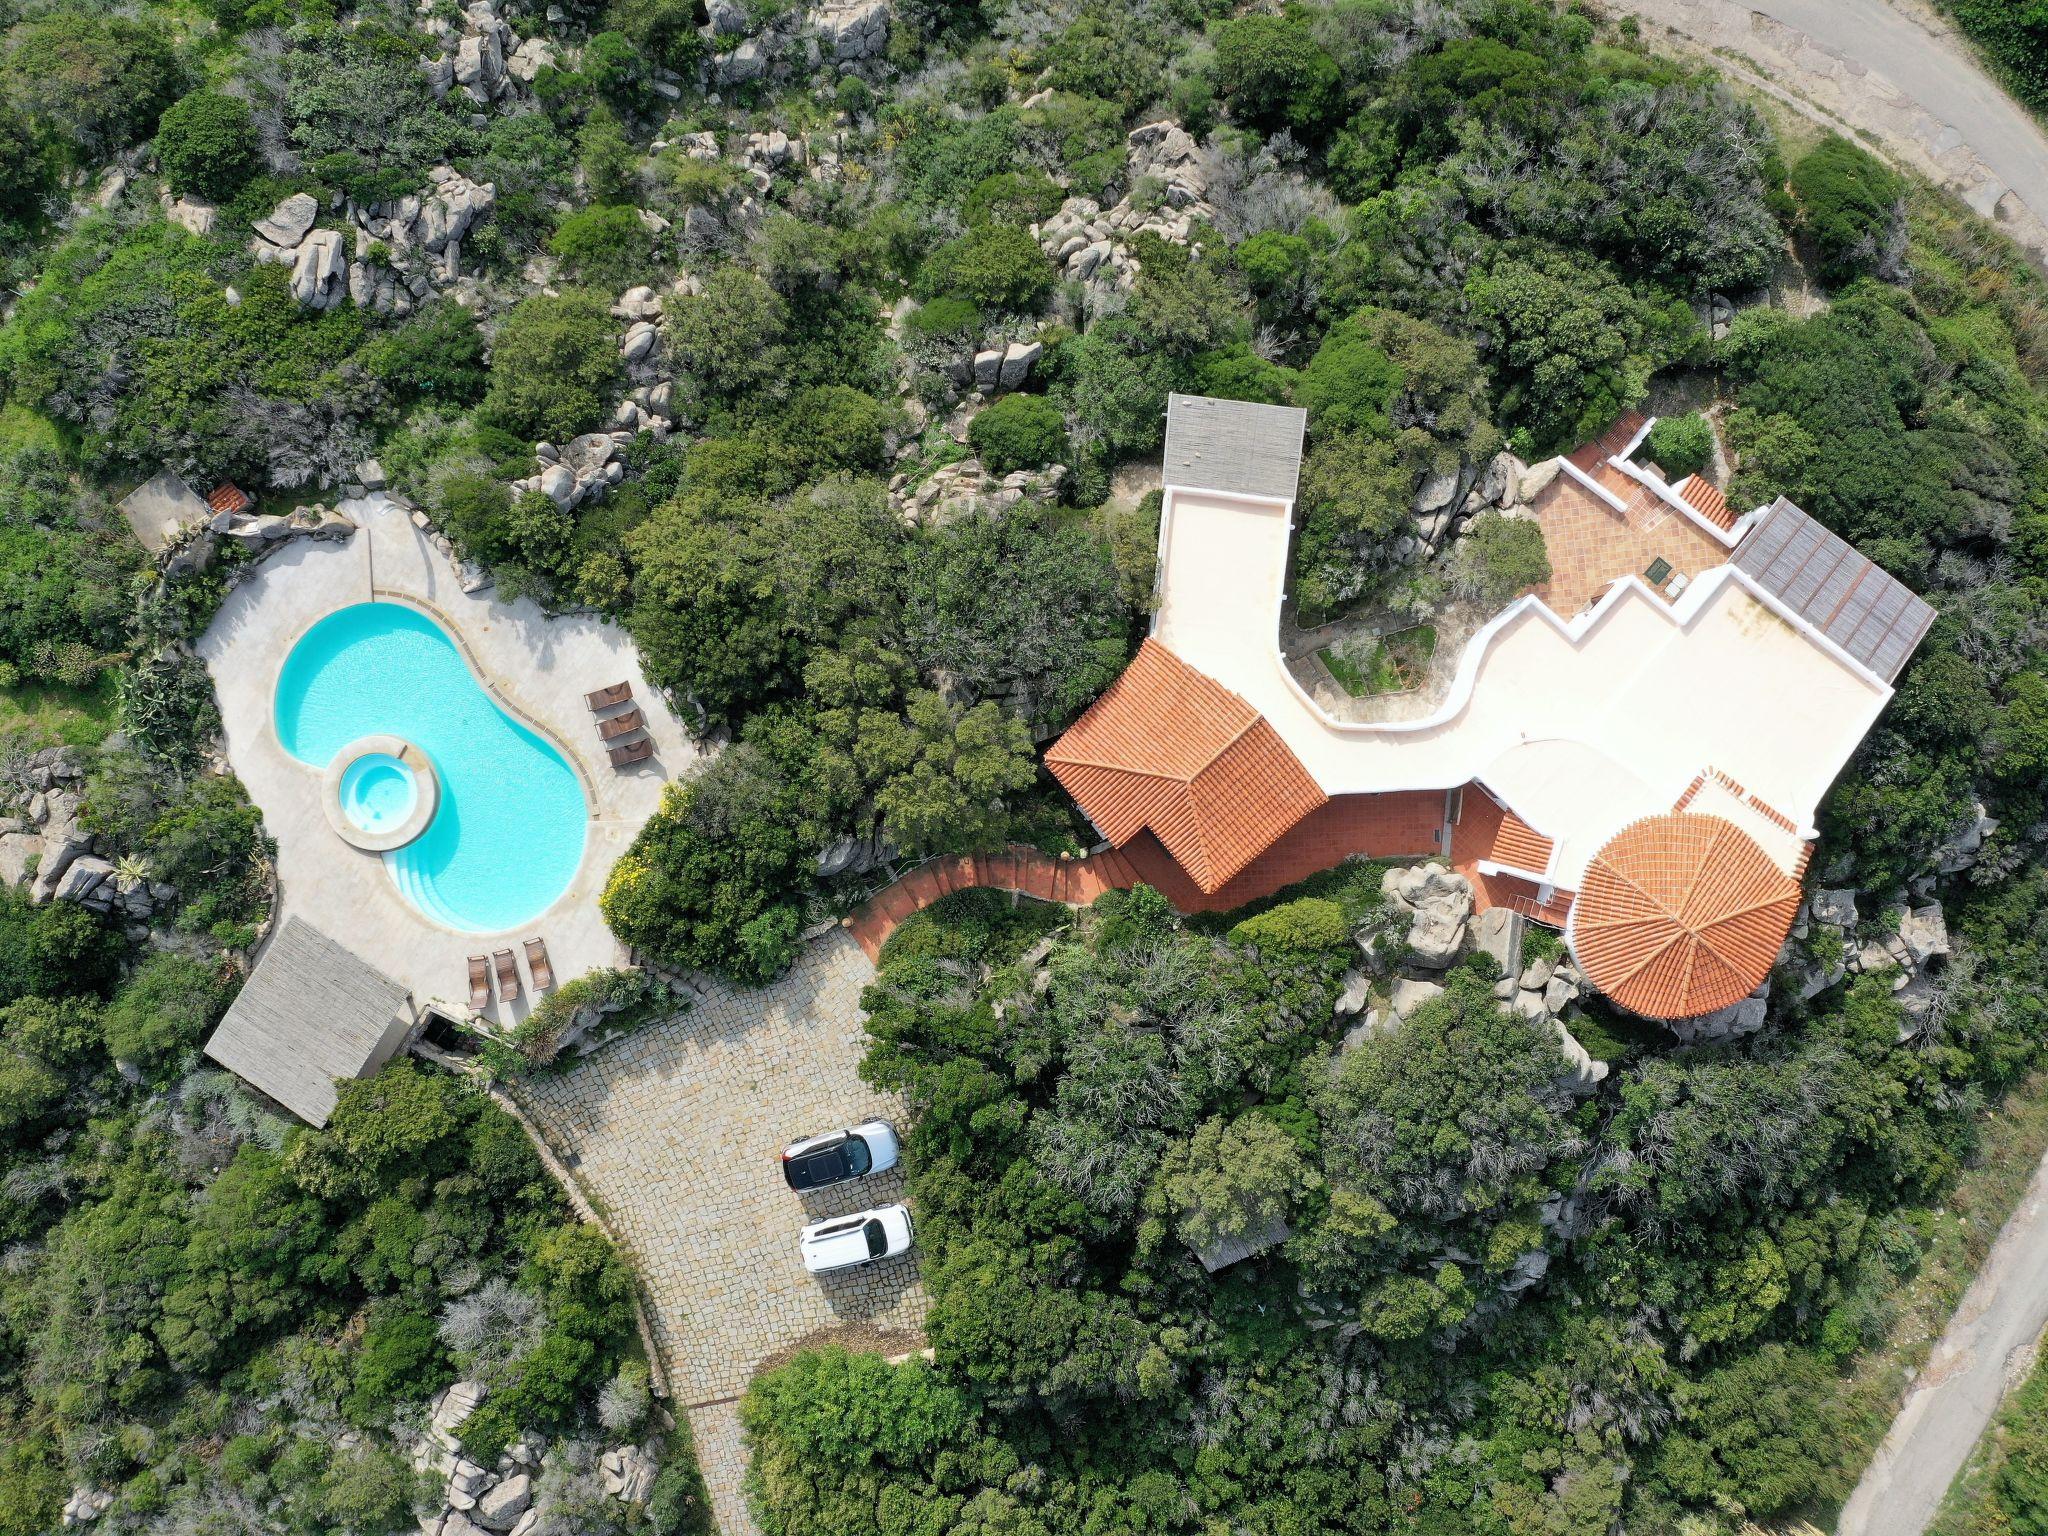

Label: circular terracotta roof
[1569,814,1801,1020]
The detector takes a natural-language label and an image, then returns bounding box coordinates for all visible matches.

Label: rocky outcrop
[514,432,635,513]
[600,1445,658,1503]
[1380,863,1473,968]
[290,228,348,309]
[890,458,1067,526]
[253,166,498,313]
[811,0,889,60]
[1032,121,1217,292]
[0,761,176,938]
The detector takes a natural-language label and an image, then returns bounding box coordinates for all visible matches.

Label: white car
[799,1204,915,1273]
[780,1120,901,1192]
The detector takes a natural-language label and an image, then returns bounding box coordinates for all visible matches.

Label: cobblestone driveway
[519,932,929,1534]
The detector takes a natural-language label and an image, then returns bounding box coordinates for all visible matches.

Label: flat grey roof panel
[1162,392,1308,502]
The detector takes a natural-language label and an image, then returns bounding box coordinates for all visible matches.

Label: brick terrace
[1534,418,1733,617]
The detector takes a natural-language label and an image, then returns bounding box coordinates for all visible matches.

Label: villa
[1047,395,1935,1022]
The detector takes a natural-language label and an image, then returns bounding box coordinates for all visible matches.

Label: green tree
[100,952,235,1071]
[667,267,789,404]
[548,203,657,291]
[480,290,623,442]
[154,90,259,201]
[866,692,1036,858]
[1446,511,1551,607]
[1465,243,1692,454]
[1209,16,1342,135]
[1643,413,1715,480]
[967,394,1068,474]
[1151,1113,1308,1252]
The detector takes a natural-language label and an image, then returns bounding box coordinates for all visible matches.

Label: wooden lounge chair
[468,955,491,1009]
[584,682,632,712]
[608,737,654,768]
[597,707,645,742]
[523,938,555,991]
[493,948,521,1004]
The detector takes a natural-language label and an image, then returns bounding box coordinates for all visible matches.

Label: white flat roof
[1150,486,1893,888]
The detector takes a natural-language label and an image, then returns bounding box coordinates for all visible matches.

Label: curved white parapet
[1149,485,1894,890]
[321,734,440,853]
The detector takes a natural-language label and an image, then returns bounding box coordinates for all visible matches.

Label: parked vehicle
[799,1204,915,1273]
[780,1120,900,1191]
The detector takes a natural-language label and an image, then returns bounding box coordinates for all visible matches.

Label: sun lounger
[584,682,632,712]
[524,938,555,992]
[597,708,645,742]
[607,737,654,768]
[468,954,491,1009]
[493,948,521,1004]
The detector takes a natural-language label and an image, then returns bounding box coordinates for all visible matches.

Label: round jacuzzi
[321,734,440,852]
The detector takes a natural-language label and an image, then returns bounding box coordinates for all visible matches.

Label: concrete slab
[197,495,705,1021]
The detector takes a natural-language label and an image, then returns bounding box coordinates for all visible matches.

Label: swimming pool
[275,602,588,933]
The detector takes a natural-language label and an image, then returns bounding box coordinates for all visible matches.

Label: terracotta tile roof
[1571,813,1801,1020]
[1565,410,1648,474]
[1489,806,1553,874]
[1046,638,1327,892]
[207,483,252,515]
[1675,475,1735,531]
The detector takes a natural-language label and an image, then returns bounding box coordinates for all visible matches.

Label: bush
[918,225,1057,312]
[548,203,657,290]
[789,385,896,475]
[100,952,235,1071]
[1447,511,1550,607]
[1228,896,1349,954]
[154,91,259,201]
[1789,134,1905,287]
[1643,413,1714,481]
[480,290,623,442]
[967,394,1067,474]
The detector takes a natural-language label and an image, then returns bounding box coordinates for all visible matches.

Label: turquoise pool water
[339,752,417,835]
[276,603,587,932]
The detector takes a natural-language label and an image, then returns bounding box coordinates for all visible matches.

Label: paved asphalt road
[1836,1145,2048,1536]
[1747,0,2048,222]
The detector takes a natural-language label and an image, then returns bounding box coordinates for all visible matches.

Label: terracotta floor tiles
[1530,469,1733,618]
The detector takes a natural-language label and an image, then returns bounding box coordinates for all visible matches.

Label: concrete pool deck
[199,494,703,1021]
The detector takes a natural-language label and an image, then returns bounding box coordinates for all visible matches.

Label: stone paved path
[519,932,927,1535]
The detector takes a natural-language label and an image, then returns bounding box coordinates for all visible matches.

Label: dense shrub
[966,394,1067,474]
[3,11,183,157]
[153,91,259,201]
[100,953,236,1072]
[1790,134,1906,286]
[1446,511,1551,606]
[480,290,623,442]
